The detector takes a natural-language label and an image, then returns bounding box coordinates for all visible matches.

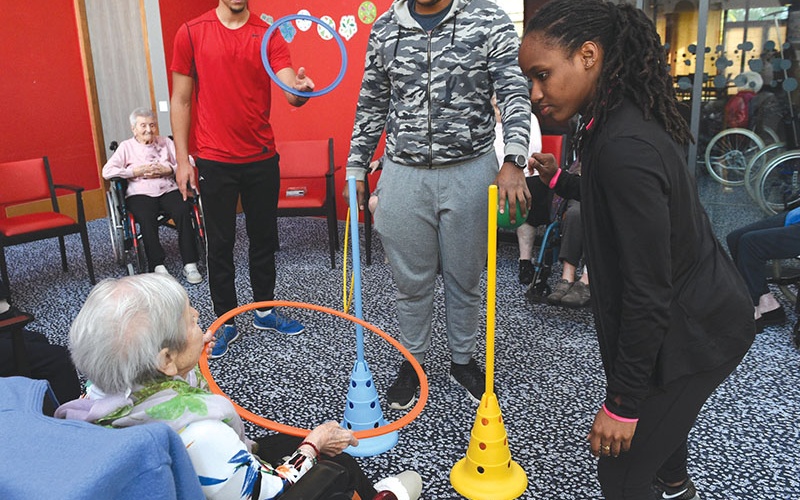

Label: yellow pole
[486,185,497,396]
[449,184,528,499]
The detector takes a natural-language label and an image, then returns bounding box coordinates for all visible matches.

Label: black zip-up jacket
[552,100,755,418]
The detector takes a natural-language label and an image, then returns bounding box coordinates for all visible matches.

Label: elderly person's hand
[301,421,358,457]
[149,163,174,178]
[203,328,216,357]
[133,163,173,179]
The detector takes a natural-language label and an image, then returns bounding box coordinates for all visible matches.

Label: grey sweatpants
[373,151,498,364]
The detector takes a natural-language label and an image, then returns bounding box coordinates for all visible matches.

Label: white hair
[129,107,156,127]
[69,274,188,395]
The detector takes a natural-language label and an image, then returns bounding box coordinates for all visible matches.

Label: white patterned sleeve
[179,420,316,500]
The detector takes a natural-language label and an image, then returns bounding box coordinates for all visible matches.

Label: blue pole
[347,177,365,363]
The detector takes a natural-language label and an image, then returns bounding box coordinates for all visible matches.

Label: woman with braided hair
[521,1,755,498]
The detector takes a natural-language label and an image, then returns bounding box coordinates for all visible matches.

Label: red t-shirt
[171,10,292,163]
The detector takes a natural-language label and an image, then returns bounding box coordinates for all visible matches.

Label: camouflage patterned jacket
[346,0,532,181]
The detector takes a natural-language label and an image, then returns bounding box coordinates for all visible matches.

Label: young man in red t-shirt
[170,0,314,358]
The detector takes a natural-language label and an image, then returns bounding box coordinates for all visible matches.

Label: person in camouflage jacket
[344,0,532,408]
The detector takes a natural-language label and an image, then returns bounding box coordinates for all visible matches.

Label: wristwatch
[503,154,527,170]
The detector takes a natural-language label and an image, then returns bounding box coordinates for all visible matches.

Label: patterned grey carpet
[4,173,799,499]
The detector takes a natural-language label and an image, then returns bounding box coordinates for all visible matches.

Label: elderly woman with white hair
[102,107,202,284]
[724,71,764,129]
[55,274,421,500]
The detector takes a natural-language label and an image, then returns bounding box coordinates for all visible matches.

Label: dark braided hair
[524,0,692,148]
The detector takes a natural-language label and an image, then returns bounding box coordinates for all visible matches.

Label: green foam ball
[497,199,526,229]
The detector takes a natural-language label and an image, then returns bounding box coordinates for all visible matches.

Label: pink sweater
[102,136,179,198]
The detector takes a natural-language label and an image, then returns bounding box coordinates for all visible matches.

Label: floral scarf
[55,366,254,451]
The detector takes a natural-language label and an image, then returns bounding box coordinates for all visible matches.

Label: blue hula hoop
[261,14,348,98]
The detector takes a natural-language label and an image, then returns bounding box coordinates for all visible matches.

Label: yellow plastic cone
[450,185,528,499]
[450,392,527,499]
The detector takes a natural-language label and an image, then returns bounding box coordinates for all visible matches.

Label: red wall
[0,0,98,190]
[159,0,218,73]
[1,0,392,221]
[159,0,392,220]
[256,1,393,220]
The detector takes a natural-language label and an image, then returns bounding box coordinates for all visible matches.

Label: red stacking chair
[0,156,95,286]
[276,138,340,269]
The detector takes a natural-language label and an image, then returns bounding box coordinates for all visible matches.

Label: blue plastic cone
[341,360,398,457]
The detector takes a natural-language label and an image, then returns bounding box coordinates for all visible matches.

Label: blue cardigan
[0,376,204,500]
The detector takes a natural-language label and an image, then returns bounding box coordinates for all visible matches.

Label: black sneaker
[387,361,421,410]
[760,305,786,326]
[560,281,591,308]
[518,260,534,285]
[450,359,485,403]
[546,279,573,305]
[0,305,23,322]
[654,477,700,500]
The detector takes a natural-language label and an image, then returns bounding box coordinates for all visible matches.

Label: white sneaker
[154,265,170,276]
[183,263,202,284]
[374,470,422,500]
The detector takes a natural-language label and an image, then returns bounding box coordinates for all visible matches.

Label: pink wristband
[548,168,562,189]
[602,403,639,423]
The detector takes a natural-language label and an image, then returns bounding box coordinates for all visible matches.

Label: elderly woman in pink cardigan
[102,107,201,284]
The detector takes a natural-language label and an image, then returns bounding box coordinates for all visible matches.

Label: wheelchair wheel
[745,142,786,202]
[106,189,125,265]
[705,128,765,186]
[756,151,800,215]
[757,125,781,145]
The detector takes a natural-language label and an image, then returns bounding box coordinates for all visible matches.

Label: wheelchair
[524,197,564,304]
[105,142,206,276]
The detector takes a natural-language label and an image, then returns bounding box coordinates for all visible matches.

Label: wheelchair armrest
[280,460,353,500]
[0,311,35,334]
[53,183,85,194]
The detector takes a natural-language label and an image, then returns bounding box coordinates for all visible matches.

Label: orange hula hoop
[199,300,428,438]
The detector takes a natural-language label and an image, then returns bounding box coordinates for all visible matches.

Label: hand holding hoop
[261,15,348,98]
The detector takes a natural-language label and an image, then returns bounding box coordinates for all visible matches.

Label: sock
[255,309,273,317]
[0,300,9,314]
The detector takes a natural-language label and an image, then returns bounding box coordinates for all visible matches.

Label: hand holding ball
[497,199,526,229]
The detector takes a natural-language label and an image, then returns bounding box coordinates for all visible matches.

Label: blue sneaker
[209,324,239,359]
[253,309,304,335]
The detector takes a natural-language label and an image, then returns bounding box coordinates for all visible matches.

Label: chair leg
[58,236,68,272]
[364,209,373,266]
[79,226,96,284]
[327,209,338,270]
[0,246,9,290]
